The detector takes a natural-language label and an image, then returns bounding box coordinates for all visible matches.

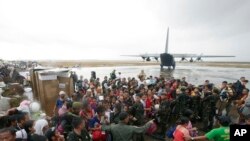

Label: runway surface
[71,64,250,88]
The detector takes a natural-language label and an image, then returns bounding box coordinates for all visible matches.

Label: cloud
[0,0,249,61]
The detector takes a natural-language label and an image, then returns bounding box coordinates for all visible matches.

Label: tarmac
[71,63,250,88]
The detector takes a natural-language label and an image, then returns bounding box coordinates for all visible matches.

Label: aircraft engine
[181,57,186,61]
[196,57,202,61]
[146,57,151,61]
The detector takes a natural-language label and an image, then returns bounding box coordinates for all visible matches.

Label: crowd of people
[0,69,250,141]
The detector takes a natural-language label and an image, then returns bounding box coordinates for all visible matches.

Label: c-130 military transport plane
[123,28,235,69]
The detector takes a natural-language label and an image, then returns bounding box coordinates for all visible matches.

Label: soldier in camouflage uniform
[157,96,171,136]
[130,93,145,141]
[102,112,154,141]
[175,87,192,117]
[191,87,201,120]
[201,92,217,131]
[130,93,144,126]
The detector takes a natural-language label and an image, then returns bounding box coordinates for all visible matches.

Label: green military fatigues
[158,100,171,135]
[191,94,201,119]
[101,121,151,141]
[202,94,217,131]
[175,93,192,116]
[131,102,144,126]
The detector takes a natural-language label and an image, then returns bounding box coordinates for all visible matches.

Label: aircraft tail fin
[165,27,169,53]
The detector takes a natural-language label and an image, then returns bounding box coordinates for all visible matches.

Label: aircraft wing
[122,54,160,58]
[122,53,235,58]
[123,53,198,58]
[192,55,235,58]
[171,53,197,58]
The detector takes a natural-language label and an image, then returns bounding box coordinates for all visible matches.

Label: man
[70,71,78,91]
[186,115,230,141]
[0,128,16,141]
[102,76,109,94]
[157,95,171,138]
[201,91,217,132]
[175,87,192,116]
[101,112,154,141]
[110,70,116,80]
[54,91,66,115]
[67,117,91,141]
[130,93,144,126]
[233,77,246,98]
[138,70,146,80]
[191,87,201,120]
[180,77,188,87]
[221,81,228,90]
[76,75,84,92]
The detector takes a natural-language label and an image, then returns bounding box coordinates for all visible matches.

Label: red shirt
[173,125,190,141]
[145,98,152,109]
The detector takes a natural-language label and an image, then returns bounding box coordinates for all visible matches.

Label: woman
[23,120,36,141]
[182,109,198,137]
[173,116,191,141]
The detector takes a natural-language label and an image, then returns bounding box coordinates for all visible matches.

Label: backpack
[146,122,157,135]
[220,90,228,101]
[166,125,176,138]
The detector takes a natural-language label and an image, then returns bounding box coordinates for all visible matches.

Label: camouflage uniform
[102,121,152,141]
[130,102,145,141]
[130,102,144,126]
[202,93,217,131]
[191,94,201,119]
[175,93,192,116]
[158,99,171,135]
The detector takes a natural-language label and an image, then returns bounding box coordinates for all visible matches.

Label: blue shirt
[56,99,64,109]
[89,116,100,128]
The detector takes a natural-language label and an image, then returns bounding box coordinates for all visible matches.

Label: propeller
[146,57,151,61]
[196,53,203,61]
[154,57,159,62]
[180,57,188,62]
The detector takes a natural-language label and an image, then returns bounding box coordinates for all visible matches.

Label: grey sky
[0,0,249,61]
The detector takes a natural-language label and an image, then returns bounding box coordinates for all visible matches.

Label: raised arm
[132,120,153,134]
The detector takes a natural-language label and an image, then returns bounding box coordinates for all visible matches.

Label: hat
[59,91,66,95]
[72,102,82,109]
[119,112,129,121]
